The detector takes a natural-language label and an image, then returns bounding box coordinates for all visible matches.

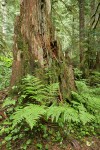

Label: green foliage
[0,32,9,53]
[0,0,19,90]
[2,97,15,108]
[36,143,43,150]
[1,75,100,148]
[19,75,59,104]
[47,105,79,123]
[72,80,100,124]
[75,80,89,93]
[0,75,100,149]
[88,71,100,86]
[4,75,97,130]
[12,104,46,129]
[0,55,12,90]
[0,75,60,149]
[74,68,83,80]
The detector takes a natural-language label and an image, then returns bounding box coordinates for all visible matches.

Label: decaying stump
[10,0,76,100]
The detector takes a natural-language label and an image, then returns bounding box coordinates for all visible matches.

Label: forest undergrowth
[0,68,100,150]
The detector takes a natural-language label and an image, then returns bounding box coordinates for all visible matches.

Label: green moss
[17,34,23,50]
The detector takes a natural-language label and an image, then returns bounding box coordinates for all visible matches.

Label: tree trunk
[88,1,100,70]
[1,0,7,38]
[96,51,100,70]
[78,0,85,69]
[10,0,76,100]
[88,0,96,70]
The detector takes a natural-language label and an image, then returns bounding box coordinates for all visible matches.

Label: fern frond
[63,107,79,122]
[95,113,100,124]
[20,75,59,104]
[79,111,95,125]
[72,81,100,117]
[46,83,59,94]
[86,96,100,112]
[47,105,79,123]
[71,91,85,103]
[2,97,16,108]
[46,83,59,100]
[47,106,65,122]
[47,104,95,125]
[12,104,46,129]
[75,81,89,93]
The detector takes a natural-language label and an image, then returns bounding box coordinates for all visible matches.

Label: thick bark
[10,0,76,100]
[78,0,85,69]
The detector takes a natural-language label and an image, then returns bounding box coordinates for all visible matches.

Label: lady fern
[11,104,46,129]
[47,105,94,124]
[11,104,95,130]
[2,97,16,108]
[20,74,59,104]
[72,81,100,124]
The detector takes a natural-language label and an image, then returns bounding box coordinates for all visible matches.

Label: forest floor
[0,135,100,150]
[26,136,100,150]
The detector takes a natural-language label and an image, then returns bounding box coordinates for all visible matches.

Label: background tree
[78,0,85,69]
[0,0,19,90]
[90,1,100,70]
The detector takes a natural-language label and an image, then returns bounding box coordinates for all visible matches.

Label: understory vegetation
[0,72,100,149]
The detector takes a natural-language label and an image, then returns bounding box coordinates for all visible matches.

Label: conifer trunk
[78,0,85,69]
[88,0,95,69]
[10,0,76,100]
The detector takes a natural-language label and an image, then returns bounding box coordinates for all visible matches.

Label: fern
[11,104,46,129]
[72,81,100,124]
[46,104,94,124]
[11,103,95,130]
[75,81,89,94]
[71,91,85,103]
[12,104,94,130]
[2,76,99,136]
[2,97,16,108]
[9,77,98,131]
[47,106,65,122]
[77,104,95,125]
[90,87,100,95]
[20,74,59,104]
[63,107,79,123]
[79,111,95,125]
[21,75,45,98]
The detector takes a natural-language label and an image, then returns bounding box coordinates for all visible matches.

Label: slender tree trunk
[96,51,100,70]
[95,22,100,70]
[88,1,100,70]
[78,0,85,69]
[88,0,95,69]
[0,0,7,39]
[10,0,76,100]
[71,16,75,57]
[94,2,100,70]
